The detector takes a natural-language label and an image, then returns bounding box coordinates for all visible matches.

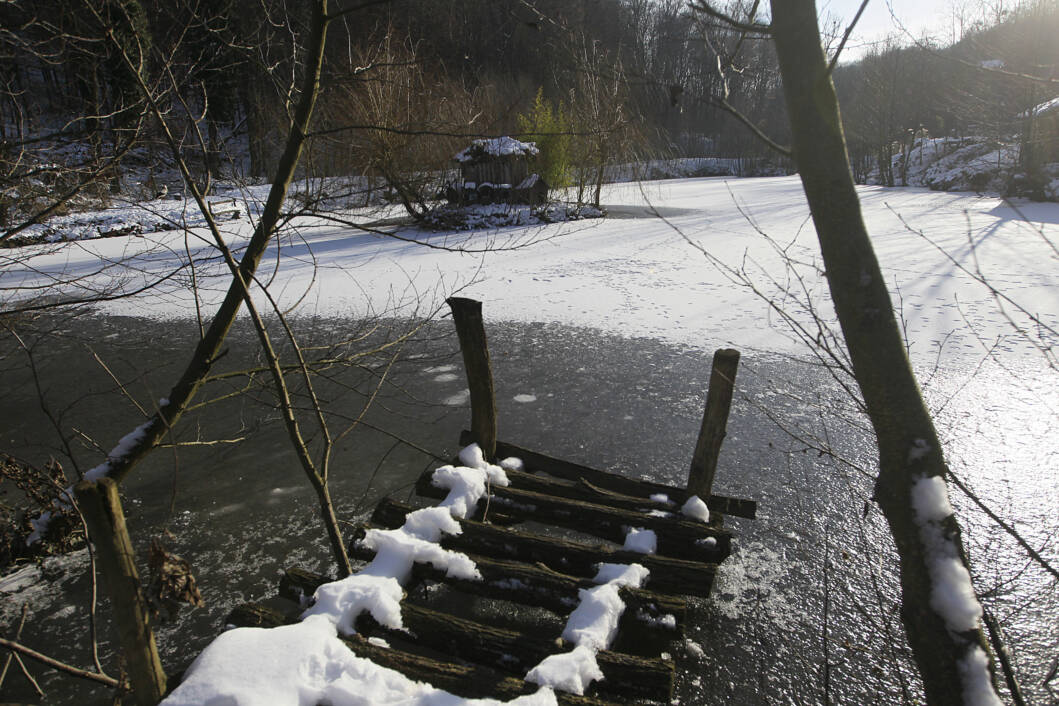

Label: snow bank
[524,646,602,695]
[680,495,710,523]
[303,575,405,635]
[9,176,1059,365]
[526,558,649,695]
[623,527,657,554]
[958,647,1004,706]
[427,446,511,518]
[164,614,559,706]
[911,474,981,631]
[356,524,480,586]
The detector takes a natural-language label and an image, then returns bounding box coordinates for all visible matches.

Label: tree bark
[768,2,997,703]
[75,478,165,705]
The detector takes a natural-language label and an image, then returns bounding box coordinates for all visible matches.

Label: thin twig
[827,0,870,74]
[0,637,121,688]
[0,604,29,689]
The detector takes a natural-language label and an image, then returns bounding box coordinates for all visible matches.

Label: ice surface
[9,177,1059,366]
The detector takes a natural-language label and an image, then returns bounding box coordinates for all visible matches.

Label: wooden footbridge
[226,298,756,704]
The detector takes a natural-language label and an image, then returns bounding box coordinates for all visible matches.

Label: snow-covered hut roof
[455,136,539,163]
[1019,96,1059,119]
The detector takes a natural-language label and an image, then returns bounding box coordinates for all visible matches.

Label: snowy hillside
[876,134,1059,200]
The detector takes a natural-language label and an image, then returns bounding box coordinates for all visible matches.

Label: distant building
[449,137,548,205]
[1019,96,1059,163]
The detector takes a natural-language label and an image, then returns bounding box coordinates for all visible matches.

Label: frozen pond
[1,312,1056,704]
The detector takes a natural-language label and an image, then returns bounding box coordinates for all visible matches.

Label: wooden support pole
[74,478,166,705]
[447,297,498,460]
[687,348,740,500]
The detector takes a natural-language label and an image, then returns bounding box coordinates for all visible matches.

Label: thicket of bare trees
[0,0,448,699]
[833,1,1059,193]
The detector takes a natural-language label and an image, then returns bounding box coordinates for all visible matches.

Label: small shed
[451,137,548,205]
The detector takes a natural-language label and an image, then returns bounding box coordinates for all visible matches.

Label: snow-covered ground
[4,175,1057,367]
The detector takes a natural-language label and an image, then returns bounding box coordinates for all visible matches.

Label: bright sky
[819,0,961,59]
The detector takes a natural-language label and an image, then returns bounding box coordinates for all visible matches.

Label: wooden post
[74,478,166,705]
[447,297,498,460]
[687,349,740,499]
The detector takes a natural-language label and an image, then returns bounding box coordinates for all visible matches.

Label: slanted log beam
[463,432,757,519]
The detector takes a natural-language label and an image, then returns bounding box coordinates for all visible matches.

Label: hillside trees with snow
[832,0,1059,197]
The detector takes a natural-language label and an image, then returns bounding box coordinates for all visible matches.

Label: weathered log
[225,601,617,706]
[416,470,731,562]
[461,432,757,519]
[345,536,687,633]
[448,298,498,460]
[370,498,721,595]
[363,600,672,701]
[225,601,298,628]
[687,349,740,500]
[501,467,727,528]
[280,568,675,702]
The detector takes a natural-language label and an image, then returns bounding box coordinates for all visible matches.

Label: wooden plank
[278,570,674,703]
[416,470,731,562]
[370,498,722,596]
[226,602,618,706]
[501,467,727,527]
[343,540,688,634]
[462,432,757,519]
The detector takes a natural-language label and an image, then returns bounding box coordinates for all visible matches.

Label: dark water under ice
[1,314,1055,704]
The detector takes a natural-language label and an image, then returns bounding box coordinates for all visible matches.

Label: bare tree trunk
[768,2,998,704]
